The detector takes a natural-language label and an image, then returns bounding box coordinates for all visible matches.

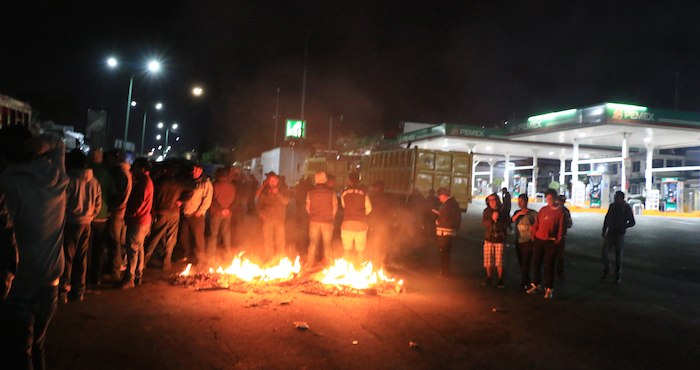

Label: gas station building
[397,102,700,213]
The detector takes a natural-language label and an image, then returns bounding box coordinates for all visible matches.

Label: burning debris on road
[171,252,404,296]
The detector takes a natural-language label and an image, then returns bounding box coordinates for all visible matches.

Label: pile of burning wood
[171,252,404,296]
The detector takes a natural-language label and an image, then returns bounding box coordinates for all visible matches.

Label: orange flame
[319,258,404,290]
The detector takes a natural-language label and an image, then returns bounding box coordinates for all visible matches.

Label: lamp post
[106,56,161,150]
[139,102,163,155]
[157,122,178,157]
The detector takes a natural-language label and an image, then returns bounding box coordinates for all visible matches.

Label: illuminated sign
[606,103,655,122]
[511,108,577,133]
[285,119,306,139]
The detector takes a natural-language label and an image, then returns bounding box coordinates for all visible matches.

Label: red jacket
[533,205,564,243]
[125,172,154,226]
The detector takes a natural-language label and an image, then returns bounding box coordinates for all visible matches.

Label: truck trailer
[362,148,473,210]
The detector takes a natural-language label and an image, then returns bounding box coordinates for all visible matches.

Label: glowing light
[192,86,203,96]
[528,109,577,123]
[606,103,647,111]
[147,60,161,73]
[156,134,162,140]
[107,57,118,68]
[175,136,180,141]
[171,123,178,130]
[157,122,164,129]
[131,101,137,107]
[155,102,163,110]
[578,132,587,138]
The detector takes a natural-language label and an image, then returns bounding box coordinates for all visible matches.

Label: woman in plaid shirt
[482,193,508,288]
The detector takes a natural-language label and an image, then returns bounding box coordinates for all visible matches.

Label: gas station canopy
[396,102,700,159]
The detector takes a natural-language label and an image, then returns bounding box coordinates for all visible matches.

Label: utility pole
[300,31,310,121]
[273,87,280,148]
[674,68,679,110]
[328,116,333,151]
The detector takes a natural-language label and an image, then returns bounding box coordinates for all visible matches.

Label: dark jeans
[207,214,231,258]
[60,223,91,298]
[437,235,453,275]
[556,237,566,278]
[105,216,124,275]
[124,223,151,281]
[602,234,625,278]
[516,241,533,286]
[180,214,206,265]
[0,285,58,370]
[532,238,557,289]
[89,220,108,284]
[144,213,180,269]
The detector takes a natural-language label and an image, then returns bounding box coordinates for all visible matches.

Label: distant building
[0,94,32,129]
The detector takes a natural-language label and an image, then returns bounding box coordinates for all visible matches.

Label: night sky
[3,1,699,158]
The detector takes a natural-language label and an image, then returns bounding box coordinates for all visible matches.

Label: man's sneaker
[482,277,493,286]
[526,283,541,294]
[497,279,505,289]
[544,288,554,299]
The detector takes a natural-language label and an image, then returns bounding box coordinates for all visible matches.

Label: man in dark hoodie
[601,191,635,284]
[119,158,154,289]
[257,172,289,260]
[103,150,132,280]
[60,151,102,303]
[482,193,508,287]
[144,164,185,271]
[433,188,461,277]
[208,167,236,260]
[0,126,69,370]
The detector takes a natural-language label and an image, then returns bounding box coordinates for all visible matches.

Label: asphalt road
[46,206,700,370]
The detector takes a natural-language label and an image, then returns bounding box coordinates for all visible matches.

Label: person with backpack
[511,194,538,291]
[601,191,635,284]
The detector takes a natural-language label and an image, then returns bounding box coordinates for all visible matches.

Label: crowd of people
[465,187,634,300]
[0,125,637,369]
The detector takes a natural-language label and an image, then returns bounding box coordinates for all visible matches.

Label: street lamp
[106,56,162,150]
[192,86,204,97]
[139,101,164,155]
[157,122,178,157]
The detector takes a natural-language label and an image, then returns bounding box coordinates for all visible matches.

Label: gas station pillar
[571,140,586,206]
[559,157,566,193]
[621,133,630,193]
[644,142,659,210]
[503,153,511,190]
[530,150,539,198]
